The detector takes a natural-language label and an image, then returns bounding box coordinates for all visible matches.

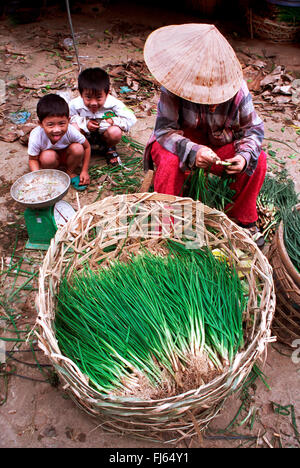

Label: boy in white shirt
[69,67,137,166]
[28,94,91,191]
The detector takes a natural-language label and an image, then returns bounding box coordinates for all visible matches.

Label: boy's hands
[80,170,90,185]
[87,118,114,132]
[87,119,99,132]
[28,157,40,172]
[80,139,91,186]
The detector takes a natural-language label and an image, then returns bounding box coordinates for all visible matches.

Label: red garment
[151,140,267,225]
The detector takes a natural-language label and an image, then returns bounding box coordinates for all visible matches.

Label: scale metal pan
[10,169,70,209]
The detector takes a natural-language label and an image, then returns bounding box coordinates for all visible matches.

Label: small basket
[247,7,300,42]
[36,193,275,443]
[268,204,300,347]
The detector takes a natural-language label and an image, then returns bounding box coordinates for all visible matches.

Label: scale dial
[53,200,76,229]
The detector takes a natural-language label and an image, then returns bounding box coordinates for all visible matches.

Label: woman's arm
[231,83,264,175]
[154,87,216,169]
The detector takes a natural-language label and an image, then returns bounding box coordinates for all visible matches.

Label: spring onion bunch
[282,206,300,273]
[276,6,300,23]
[257,170,299,239]
[259,171,298,212]
[55,241,246,396]
[183,168,236,212]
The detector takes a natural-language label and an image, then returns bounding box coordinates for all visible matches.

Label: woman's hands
[223,154,246,174]
[195,146,220,169]
[195,147,246,174]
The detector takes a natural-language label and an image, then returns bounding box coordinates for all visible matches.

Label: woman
[143,24,266,247]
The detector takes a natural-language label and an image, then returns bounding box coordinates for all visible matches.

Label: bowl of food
[11,169,70,209]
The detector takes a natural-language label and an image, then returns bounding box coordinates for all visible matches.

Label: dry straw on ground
[36,193,276,443]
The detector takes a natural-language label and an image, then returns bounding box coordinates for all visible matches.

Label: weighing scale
[10,169,76,250]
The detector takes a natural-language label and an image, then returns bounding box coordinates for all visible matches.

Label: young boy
[28,94,91,191]
[69,67,137,166]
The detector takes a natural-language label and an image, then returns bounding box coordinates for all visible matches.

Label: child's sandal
[105,147,121,166]
[71,175,87,191]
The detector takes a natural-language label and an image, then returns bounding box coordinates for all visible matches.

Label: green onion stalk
[282,206,300,273]
[183,168,236,213]
[257,170,299,239]
[88,136,144,198]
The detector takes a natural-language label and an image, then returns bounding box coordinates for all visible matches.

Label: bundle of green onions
[276,6,300,23]
[282,206,300,273]
[183,168,235,213]
[55,241,247,398]
[257,170,299,240]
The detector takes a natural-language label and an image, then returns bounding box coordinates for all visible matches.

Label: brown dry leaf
[18,75,70,91]
[109,66,124,77]
[273,85,292,95]
[0,131,19,143]
[129,36,145,49]
[274,95,291,105]
[125,70,140,81]
[18,123,36,146]
[248,71,265,92]
[5,44,30,55]
[131,80,139,91]
[251,59,267,69]
[260,73,282,87]
[139,102,154,115]
[18,77,47,89]
[56,67,76,78]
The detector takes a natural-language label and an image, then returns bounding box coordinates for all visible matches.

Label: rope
[65,0,81,72]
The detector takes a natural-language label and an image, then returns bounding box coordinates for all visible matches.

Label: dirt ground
[0,0,300,450]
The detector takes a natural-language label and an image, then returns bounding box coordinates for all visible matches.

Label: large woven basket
[247,7,300,42]
[36,193,275,443]
[268,204,300,347]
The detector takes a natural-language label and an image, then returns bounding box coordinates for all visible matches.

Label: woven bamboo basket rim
[269,203,300,346]
[276,203,300,288]
[36,193,276,441]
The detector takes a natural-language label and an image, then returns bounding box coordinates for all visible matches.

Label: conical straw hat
[144,23,243,105]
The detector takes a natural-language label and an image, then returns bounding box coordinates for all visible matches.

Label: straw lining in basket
[36,193,275,442]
